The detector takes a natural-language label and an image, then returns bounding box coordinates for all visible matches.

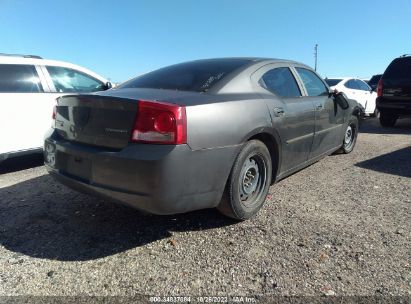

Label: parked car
[325,77,377,116]
[0,53,111,162]
[45,58,361,220]
[368,74,382,91]
[376,55,411,127]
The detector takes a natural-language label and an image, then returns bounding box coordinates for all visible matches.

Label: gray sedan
[44,58,361,220]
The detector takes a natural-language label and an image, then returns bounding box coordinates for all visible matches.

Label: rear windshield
[118,59,251,92]
[324,78,342,86]
[384,57,411,79]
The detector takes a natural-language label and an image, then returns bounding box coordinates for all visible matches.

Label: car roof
[326,77,351,80]
[190,57,315,94]
[177,57,310,67]
[325,77,369,82]
[0,54,108,83]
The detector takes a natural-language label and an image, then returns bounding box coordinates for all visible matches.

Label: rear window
[0,64,43,93]
[368,74,382,86]
[325,79,342,86]
[118,59,251,92]
[384,57,411,79]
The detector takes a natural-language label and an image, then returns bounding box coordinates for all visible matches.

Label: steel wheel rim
[238,153,267,207]
[344,124,355,149]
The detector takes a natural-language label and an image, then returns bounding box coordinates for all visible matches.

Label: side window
[357,80,371,91]
[46,66,104,93]
[260,67,301,97]
[295,68,328,96]
[344,79,359,90]
[0,64,43,93]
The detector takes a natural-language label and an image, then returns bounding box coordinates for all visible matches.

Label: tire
[379,111,398,127]
[371,108,379,118]
[341,115,358,154]
[217,140,272,220]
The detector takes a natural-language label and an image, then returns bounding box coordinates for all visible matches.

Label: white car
[325,77,378,116]
[0,53,111,162]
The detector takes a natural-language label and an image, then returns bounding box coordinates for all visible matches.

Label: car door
[343,79,366,107]
[294,67,345,159]
[342,79,358,99]
[0,64,50,155]
[253,64,316,173]
[356,79,375,113]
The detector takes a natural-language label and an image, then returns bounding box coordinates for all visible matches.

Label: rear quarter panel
[186,97,273,150]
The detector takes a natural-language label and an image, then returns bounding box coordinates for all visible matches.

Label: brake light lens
[131,100,187,144]
[52,105,57,120]
[377,79,383,97]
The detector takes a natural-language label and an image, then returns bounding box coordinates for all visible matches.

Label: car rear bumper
[44,129,240,215]
[376,97,411,116]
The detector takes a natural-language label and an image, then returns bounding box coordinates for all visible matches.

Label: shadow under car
[355,146,411,178]
[0,175,235,261]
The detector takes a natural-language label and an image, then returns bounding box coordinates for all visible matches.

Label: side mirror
[333,91,350,110]
[104,82,112,90]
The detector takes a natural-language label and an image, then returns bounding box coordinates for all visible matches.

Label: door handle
[316,103,323,110]
[273,107,285,117]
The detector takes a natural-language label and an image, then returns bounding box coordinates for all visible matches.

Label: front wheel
[217,140,272,220]
[341,116,358,154]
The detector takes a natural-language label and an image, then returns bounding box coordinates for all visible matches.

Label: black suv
[376,55,411,127]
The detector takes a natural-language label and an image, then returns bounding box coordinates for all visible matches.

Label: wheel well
[249,133,279,184]
[352,106,362,118]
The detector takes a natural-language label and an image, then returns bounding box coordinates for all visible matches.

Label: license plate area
[58,152,92,181]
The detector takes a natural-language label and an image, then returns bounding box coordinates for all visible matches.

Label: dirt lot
[0,118,410,298]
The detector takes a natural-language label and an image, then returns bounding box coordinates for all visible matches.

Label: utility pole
[314,44,318,71]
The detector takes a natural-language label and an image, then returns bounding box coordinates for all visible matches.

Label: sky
[1,0,411,83]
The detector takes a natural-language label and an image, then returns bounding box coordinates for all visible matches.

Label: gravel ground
[0,117,410,298]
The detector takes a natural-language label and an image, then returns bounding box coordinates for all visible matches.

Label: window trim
[39,65,57,92]
[35,65,52,92]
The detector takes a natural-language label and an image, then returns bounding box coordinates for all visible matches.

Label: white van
[0,54,111,162]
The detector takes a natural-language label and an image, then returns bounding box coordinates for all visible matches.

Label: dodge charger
[44,58,360,220]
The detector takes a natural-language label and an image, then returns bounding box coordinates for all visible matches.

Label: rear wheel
[371,108,379,118]
[217,140,272,220]
[379,111,398,127]
[341,116,358,154]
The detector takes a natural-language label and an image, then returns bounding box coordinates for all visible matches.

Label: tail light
[377,79,383,97]
[52,105,57,120]
[131,100,187,144]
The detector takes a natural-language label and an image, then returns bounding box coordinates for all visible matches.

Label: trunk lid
[55,95,137,149]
